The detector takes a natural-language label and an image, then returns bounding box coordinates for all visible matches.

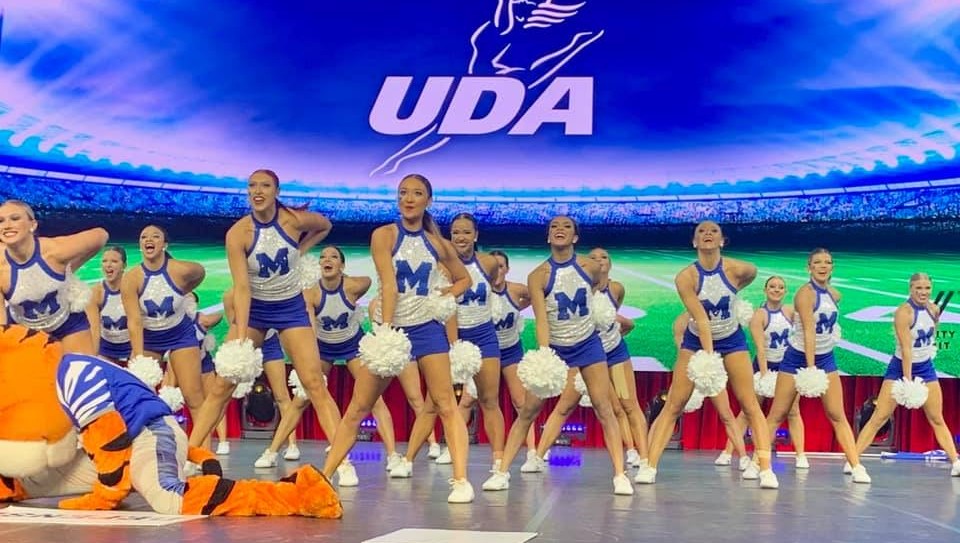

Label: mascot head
[0,325,78,477]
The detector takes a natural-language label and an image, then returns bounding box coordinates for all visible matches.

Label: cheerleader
[0,199,108,353]
[86,246,131,364]
[190,293,229,454]
[854,273,960,476]
[642,221,777,488]
[519,247,650,475]
[185,169,340,457]
[483,216,633,495]
[400,214,506,469]
[120,225,207,425]
[321,173,476,503]
[766,248,870,483]
[719,276,808,469]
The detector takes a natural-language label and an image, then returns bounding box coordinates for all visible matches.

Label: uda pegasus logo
[369,0,604,176]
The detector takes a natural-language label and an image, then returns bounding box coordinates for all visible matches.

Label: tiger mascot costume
[0,324,342,518]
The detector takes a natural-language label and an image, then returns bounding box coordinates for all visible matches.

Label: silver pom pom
[683,387,705,413]
[214,338,264,384]
[517,346,569,399]
[733,298,754,328]
[424,292,457,322]
[232,380,254,399]
[591,291,617,331]
[449,340,483,385]
[794,367,829,397]
[64,266,92,313]
[489,293,508,323]
[128,354,163,388]
[358,324,412,378]
[753,371,778,398]
[891,377,929,409]
[158,385,184,412]
[297,253,321,290]
[687,350,728,397]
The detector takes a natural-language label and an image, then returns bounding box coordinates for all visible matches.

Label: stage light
[241,381,280,439]
[556,422,587,446]
[854,395,894,450]
[357,416,377,441]
[644,389,682,450]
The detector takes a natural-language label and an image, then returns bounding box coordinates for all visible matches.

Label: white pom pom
[183,294,198,319]
[891,377,929,409]
[686,350,728,397]
[424,292,457,322]
[232,380,254,399]
[489,293,508,323]
[287,369,310,399]
[158,385,184,412]
[214,338,264,384]
[358,324,412,377]
[128,355,163,388]
[832,323,842,342]
[297,253,321,290]
[683,387,705,413]
[794,367,829,397]
[517,346,569,399]
[449,340,483,385]
[202,332,217,354]
[753,371,778,398]
[733,298,754,328]
[591,291,617,330]
[63,267,92,313]
[578,393,593,408]
[573,372,589,396]
[464,377,477,399]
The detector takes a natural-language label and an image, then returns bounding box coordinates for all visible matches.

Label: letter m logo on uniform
[256,248,290,278]
[321,312,350,331]
[555,288,589,321]
[21,291,61,319]
[144,296,174,318]
[396,261,431,295]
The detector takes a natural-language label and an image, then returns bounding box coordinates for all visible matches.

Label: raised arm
[170,259,206,294]
[675,268,713,352]
[50,228,110,271]
[292,209,332,252]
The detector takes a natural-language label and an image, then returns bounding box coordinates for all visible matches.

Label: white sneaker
[543,448,551,461]
[481,470,510,491]
[951,459,960,477]
[714,452,732,466]
[385,452,404,472]
[283,444,301,461]
[613,473,634,495]
[447,478,475,503]
[795,454,810,470]
[435,447,452,465]
[738,455,752,471]
[254,449,278,468]
[851,464,872,484]
[337,461,359,487]
[634,466,657,484]
[428,443,442,459]
[520,454,545,473]
[626,448,641,468]
[842,461,853,474]
[389,458,413,478]
[759,469,780,489]
[215,441,230,456]
[742,462,760,480]
[636,457,649,469]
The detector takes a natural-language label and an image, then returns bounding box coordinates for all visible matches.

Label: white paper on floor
[0,505,205,526]
[364,529,537,543]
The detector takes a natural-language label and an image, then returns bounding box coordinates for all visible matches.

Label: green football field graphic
[77,244,960,377]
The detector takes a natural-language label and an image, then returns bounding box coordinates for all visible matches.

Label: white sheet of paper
[363,528,538,543]
[0,505,205,526]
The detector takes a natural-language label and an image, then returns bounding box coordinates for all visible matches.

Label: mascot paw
[59,493,119,511]
[0,476,26,503]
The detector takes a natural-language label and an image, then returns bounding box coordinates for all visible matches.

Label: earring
[692,243,697,248]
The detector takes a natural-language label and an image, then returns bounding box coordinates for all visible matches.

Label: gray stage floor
[2,440,959,542]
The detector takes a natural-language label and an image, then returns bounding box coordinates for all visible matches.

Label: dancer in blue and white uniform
[0,199,108,354]
[87,246,131,364]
